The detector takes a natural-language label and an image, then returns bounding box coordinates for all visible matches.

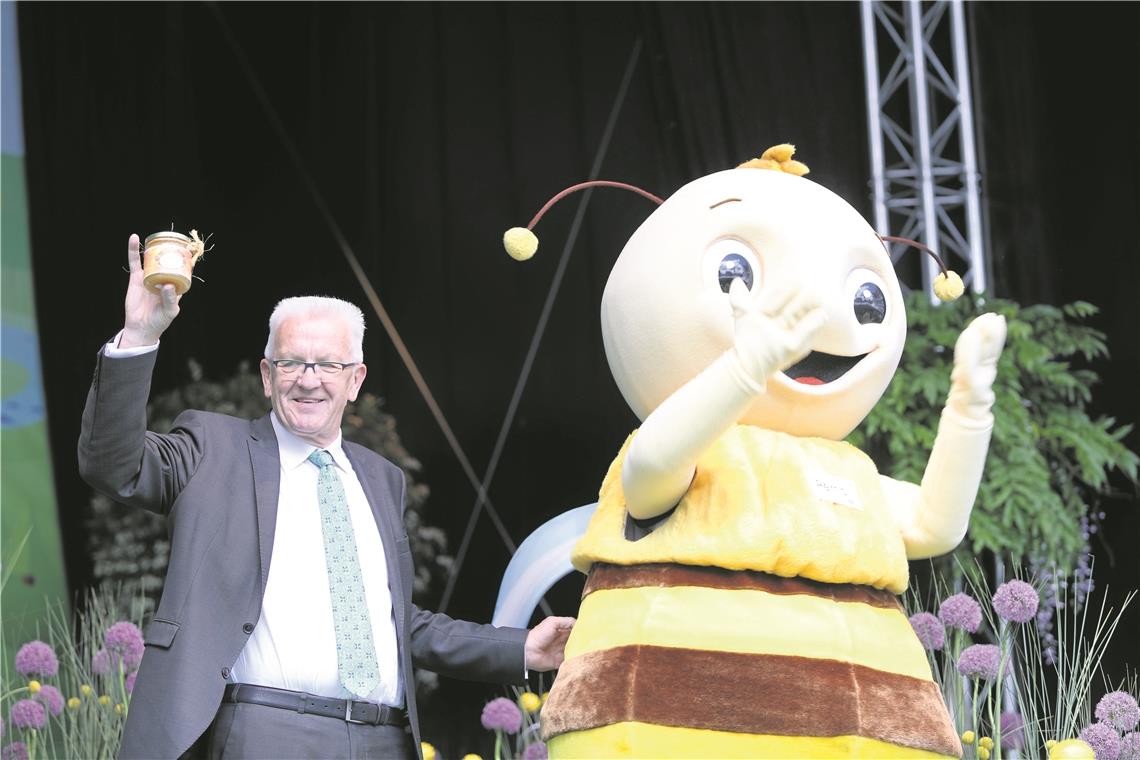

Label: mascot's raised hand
[729,280,827,392]
[950,313,1007,420]
[618,278,829,521]
[888,311,1007,559]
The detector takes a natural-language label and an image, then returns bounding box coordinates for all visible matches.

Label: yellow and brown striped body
[543,564,960,757]
[543,428,960,758]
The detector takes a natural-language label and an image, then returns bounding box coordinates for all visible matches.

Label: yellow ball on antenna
[933,270,965,302]
[504,227,538,261]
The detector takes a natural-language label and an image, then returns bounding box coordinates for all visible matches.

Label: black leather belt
[222,683,407,727]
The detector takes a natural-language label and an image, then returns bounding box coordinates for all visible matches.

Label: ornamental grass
[2,581,146,760]
[907,559,1137,760]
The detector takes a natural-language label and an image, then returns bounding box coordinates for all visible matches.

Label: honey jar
[143,230,205,294]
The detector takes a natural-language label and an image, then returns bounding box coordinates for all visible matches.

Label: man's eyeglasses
[269,359,357,377]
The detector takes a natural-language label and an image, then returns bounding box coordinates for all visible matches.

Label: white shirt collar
[269,411,351,472]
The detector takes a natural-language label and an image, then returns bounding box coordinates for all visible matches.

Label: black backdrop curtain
[19,2,1138,754]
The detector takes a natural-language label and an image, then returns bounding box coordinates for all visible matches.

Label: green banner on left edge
[2,2,70,651]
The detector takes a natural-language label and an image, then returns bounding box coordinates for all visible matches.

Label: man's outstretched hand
[120,233,182,349]
[524,616,575,672]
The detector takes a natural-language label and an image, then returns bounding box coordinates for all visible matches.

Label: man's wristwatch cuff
[105,330,160,358]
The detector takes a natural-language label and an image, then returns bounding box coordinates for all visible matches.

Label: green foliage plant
[850,293,1139,576]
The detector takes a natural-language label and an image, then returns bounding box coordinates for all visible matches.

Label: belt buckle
[344,699,367,725]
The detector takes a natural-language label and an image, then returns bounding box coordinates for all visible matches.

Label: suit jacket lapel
[248,415,280,597]
[345,446,408,629]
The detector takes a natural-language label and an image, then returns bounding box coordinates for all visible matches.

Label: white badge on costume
[809,470,863,510]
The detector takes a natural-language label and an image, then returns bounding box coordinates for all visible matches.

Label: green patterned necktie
[308,449,381,699]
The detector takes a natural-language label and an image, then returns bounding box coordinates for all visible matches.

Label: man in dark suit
[79,235,574,759]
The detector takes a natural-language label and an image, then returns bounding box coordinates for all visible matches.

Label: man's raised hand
[120,234,182,349]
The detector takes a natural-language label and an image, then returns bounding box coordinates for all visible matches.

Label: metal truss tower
[861,0,989,300]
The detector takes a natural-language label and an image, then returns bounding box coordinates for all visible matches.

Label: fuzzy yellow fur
[567,585,930,678]
[551,723,952,759]
[572,426,911,593]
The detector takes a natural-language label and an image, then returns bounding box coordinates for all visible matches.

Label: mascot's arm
[623,280,825,519]
[884,313,1007,559]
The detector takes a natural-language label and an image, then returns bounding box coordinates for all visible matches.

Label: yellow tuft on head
[504,227,538,261]
[933,270,965,301]
[781,159,810,176]
[738,144,810,176]
[737,158,781,171]
[761,144,795,162]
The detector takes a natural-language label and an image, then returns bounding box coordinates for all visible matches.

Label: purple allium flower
[993,579,1040,623]
[9,699,46,731]
[939,593,983,633]
[1000,711,1025,750]
[480,697,522,734]
[957,644,1002,681]
[1080,722,1124,760]
[1097,692,1140,733]
[33,684,64,717]
[92,649,111,676]
[1,742,28,760]
[1120,732,1140,760]
[104,622,145,670]
[13,641,58,678]
[522,742,548,760]
[908,612,945,650]
[126,671,138,695]
[1075,544,1095,609]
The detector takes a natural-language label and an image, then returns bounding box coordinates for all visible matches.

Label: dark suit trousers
[205,702,415,760]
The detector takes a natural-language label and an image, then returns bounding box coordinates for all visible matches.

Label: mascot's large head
[505,145,962,441]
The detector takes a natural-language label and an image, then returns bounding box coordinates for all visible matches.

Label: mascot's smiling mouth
[783,351,869,385]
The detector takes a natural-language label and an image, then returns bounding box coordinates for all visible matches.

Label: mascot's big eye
[717,254,754,293]
[704,238,761,294]
[853,282,887,324]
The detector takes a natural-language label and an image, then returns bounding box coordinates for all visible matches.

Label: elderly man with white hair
[79,234,574,760]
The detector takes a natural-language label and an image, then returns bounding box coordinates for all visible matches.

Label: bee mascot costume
[502,145,1005,758]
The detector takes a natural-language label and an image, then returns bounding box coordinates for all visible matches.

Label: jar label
[159,251,185,269]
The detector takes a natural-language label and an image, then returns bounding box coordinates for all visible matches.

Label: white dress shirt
[231,413,403,705]
[104,335,403,706]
